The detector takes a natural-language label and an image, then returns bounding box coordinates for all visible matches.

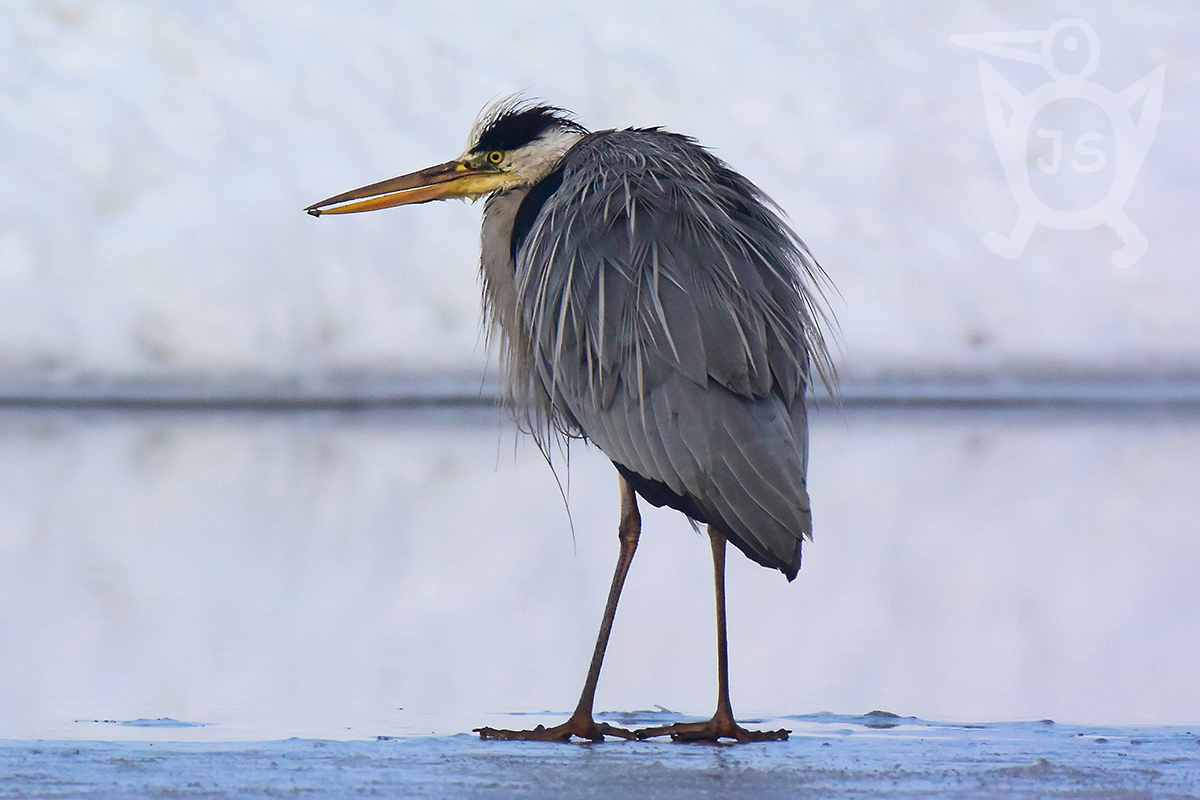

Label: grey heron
[306,99,835,743]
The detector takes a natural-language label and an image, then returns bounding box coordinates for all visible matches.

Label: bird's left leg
[475,476,641,742]
[635,525,790,743]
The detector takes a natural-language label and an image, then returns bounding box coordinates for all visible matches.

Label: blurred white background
[2,1,1198,393]
[1,1,1199,740]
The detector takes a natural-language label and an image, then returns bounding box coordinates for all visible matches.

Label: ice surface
[2,2,1200,395]
[2,717,1198,799]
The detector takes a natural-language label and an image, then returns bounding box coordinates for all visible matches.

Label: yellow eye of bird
[487,151,504,165]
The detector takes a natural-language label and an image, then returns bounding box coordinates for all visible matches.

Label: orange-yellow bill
[305,160,507,216]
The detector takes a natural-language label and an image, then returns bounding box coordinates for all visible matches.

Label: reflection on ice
[0,405,1198,741]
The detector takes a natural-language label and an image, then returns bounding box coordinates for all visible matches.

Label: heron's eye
[487,151,504,165]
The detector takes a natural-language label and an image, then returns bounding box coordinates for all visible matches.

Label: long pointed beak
[305,160,504,216]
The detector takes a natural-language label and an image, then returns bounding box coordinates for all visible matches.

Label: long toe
[475,715,635,743]
[635,716,788,743]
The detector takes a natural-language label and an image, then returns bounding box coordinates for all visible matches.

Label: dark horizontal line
[0,393,500,412]
[813,381,1200,409]
[1,382,1199,411]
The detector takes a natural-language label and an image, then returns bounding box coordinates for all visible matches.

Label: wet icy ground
[3,714,1199,799]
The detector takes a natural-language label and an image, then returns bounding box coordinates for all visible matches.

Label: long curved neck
[480,184,557,430]
[480,186,534,380]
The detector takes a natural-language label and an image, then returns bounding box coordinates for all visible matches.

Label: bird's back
[505,128,833,579]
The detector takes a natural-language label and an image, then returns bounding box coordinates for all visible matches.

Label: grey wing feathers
[516,129,832,578]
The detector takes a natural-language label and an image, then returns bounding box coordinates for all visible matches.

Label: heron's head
[306,100,587,216]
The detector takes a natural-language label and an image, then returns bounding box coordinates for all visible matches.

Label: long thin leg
[635,525,789,742]
[476,476,641,741]
[711,525,735,723]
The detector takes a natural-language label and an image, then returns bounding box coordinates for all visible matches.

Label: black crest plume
[470,98,587,154]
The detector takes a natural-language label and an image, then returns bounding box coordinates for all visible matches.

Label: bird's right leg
[634,525,789,742]
[475,475,641,742]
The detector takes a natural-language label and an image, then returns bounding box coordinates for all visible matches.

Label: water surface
[1,405,1197,740]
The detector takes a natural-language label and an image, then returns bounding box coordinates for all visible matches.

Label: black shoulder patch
[510,161,566,263]
[474,104,584,153]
